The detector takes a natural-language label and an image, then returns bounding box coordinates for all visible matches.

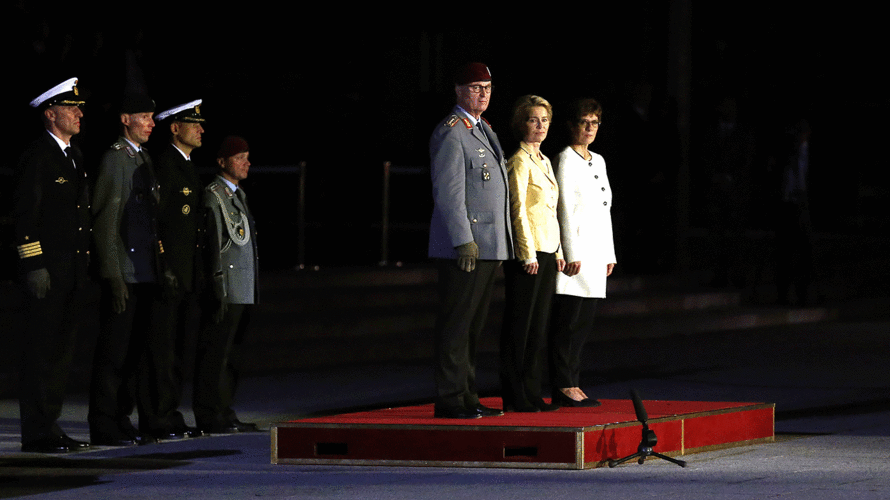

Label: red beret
[217,135,249,159]
[454,62,492,85]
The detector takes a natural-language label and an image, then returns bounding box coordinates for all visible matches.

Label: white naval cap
[156,99,205,122]
[30,77,85,108]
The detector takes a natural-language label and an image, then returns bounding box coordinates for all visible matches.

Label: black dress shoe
[177,425,205,438]
[198,422,241,434]
[91,434,137,447]
[528,397,559,412]
[504,403,540,413]
[229,419,259,432]
[91,428,137,447]
[433,406,482,419]
[474,404,504,417]
[116,421,157,445]
[143,427,186,441]
[553,391,602,408]
[22,436,70,453]
[575,398,602,408]
[534,400,560,412]
[62,435,91,450]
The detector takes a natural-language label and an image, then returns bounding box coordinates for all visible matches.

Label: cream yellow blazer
[506,142,561,262]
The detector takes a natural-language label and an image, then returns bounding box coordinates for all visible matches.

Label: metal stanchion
[379,162,391,266]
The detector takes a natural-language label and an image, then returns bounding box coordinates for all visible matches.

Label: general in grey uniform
[428,63,513,419]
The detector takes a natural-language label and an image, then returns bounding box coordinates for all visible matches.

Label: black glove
[109,278,129,314]
[213,299,228,324]
[162,269,179,300]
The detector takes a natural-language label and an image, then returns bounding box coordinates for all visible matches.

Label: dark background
[5,2,888,271]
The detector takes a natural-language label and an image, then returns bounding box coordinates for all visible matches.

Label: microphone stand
[608,389,687,468]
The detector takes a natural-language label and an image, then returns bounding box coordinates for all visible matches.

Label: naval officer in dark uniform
[88,93,163,446]
[194,136,259,434]
[139,100,206,440]
[14,77,92,453]
[428,63,513,419]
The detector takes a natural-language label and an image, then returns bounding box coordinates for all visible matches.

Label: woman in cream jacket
[500,95,564,412]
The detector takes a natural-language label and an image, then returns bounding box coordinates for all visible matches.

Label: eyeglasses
[465,84,493,95]
[577,119,602,128]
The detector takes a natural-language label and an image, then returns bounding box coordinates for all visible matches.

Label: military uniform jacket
[428,106,513,260]
[204,176,258,305]
[155,143,204,292]
[91,136,161,283]
[14,131,91,284]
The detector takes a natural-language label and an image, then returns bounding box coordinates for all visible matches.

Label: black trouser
[193,302,251,428]
[548,294,599,391]
[18,276,85,443]
[433,259,500,410]
[139,289,200,432]
[88,282,154,435]
[499,252,557,408]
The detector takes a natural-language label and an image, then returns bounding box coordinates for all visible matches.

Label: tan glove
[455,241,479,273]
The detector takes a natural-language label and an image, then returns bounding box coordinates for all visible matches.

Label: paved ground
[2,311,889,499]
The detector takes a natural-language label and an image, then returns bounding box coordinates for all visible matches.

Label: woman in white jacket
[549,98,617,407]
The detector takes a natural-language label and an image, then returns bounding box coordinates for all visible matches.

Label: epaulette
[209,182,234,198]
[110,141,137,158]
[481,117,492,127]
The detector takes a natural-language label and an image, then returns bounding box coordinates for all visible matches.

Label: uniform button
[229,264,234,268]
[603,201,608,206]
[472,218,478,223]
[602,187,606,191]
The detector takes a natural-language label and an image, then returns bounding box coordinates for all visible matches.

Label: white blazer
[554,146,617,298]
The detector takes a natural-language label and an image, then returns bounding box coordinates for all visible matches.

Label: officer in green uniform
[88,93,162,447]
[194,136,258,434]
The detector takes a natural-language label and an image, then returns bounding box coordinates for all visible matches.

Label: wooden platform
[272,398,774,469]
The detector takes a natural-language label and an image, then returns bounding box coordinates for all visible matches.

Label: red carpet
[272,398,774,469]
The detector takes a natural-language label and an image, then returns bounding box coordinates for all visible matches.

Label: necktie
[235,187,249,215]
[476,121,487,141]
[476,122,499,161]
[64,146,76,169]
